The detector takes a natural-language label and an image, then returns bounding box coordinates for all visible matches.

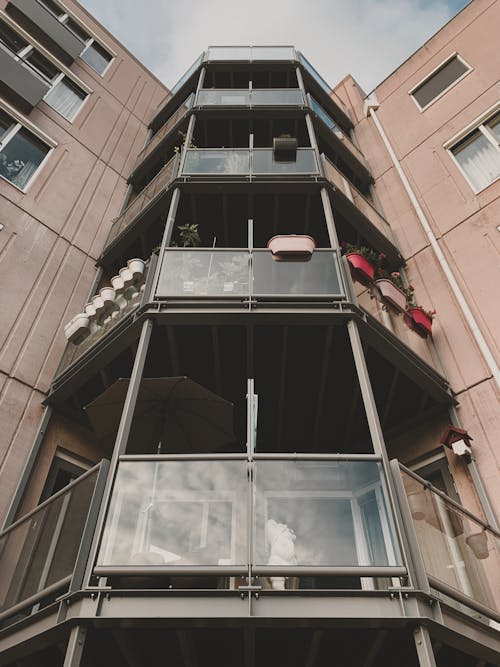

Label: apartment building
[0,0,498,665]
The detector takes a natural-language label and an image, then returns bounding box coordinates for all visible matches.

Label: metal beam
[413,626,437,667]
[63,626,87,667]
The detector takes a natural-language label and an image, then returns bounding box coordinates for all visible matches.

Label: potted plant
[373,269,412,313]
[127,258,146,280]
[341,242,379,285]
[267,235,316,261]
[172,223,201,248]
[405,299,436,338]
[64,312,90,343]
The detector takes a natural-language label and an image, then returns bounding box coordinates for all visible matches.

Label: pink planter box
[267,235,316,261]
[346,253,375,285]
[405,307,433,337]
[374,278,407,312]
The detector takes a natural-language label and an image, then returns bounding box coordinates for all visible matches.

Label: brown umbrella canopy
[84,377,235,454]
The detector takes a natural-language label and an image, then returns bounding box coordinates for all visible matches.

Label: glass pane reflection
[254,461,401,570]
[97,461,247,567]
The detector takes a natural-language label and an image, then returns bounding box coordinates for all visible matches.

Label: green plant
[174,131,197,154]
[341,242,380,266]
[177,223,201,248]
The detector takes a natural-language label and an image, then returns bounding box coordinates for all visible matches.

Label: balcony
[395,462,500,622]
[205,45,296,62]
[155,248,344,301]
[94,456,405,587]
[196,88,305,107]
[132,94,194,175]
[0,41,51,108]
[309,94,371,183]
[323,155,396,254]
[0,463,105,623]
[181,148,320,178]
[105,156,178,250]
[8,0,85,60]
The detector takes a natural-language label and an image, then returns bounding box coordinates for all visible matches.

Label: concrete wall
[0,0,167,521]
[335,0,500,517]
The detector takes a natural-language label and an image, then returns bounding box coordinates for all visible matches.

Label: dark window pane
[64,17,89,43]
[25,49,59,81]
[45,76,86,119]
[0,128,49,189]
[37,0,65,18]
[0,19,28,53]
[413,56,469,108]
[0,109,15,138]
[81,41,111,74]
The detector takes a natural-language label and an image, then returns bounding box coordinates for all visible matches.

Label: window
[411,55,470,110]
[39,449,91,502]
[44,75,87,119]
[450,112,500,192]
[0,18,59,83]
[0,109,50,189]
[80,40,112,74]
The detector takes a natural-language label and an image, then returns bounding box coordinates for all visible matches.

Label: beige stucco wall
[335,0,500,517]
[0,0,168,520]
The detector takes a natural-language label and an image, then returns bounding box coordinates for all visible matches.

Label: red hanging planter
[405,307,433,338]
[346,253,375,285]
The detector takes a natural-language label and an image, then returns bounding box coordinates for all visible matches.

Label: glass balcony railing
[95,456,404,585]
[205,46,296,62]
[399,465,500,620]
[134,94,194,171]
[196,88,305,107]
[155,249,344,300]
[322,155,392,241]
[309,95,368,170]
[106,156,178,249]
[170,53,204,96]
[182,148,319,177]
[0,465,102,620]
[298,52,351,122]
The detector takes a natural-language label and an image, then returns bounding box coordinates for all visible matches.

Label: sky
[78,0,470,94]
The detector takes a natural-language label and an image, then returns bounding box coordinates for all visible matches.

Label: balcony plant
[373,269,412,313]
[405,296,436,338]
[267,234,316,261]
[341,242,379,285]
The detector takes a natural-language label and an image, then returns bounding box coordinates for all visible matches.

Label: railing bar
[254,566,407,576]
[94,566,247,577]
[119,453,248,461]
[93,566,405,577]
[0,576,71,623]
[427,575,500,624]
[0,463,102,538]
[399,463,500,536]
[253,453,381,461]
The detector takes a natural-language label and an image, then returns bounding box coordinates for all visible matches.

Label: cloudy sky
[79,0,469,93]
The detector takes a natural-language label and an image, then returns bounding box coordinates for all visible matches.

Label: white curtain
[45,78,85,120]
[454,130,500,191]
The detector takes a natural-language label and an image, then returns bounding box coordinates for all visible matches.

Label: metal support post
[320,187,341,251]
[295,66,306,96]
[178,113,196,174]
[413,625,437,667]
[2,406,53,530]
[63,625,87,667]
[150,187,181,296]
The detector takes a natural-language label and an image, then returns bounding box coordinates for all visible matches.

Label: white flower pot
[64,313,90,342]
[92,294,105,314]
[127,258,145,280]
[119,266,134,287]
[99,286,116,307]
[111,275,124,291]
[374,278,407,312]
[84,302,96,317]
[465,531,489,559]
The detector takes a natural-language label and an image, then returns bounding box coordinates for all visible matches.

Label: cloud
[79,0,466,93]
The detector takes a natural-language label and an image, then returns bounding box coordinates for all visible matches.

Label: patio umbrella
[84,376,234,454]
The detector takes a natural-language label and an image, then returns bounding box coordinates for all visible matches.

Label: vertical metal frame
[82,318,154,586]
[63,625,87,667]
[413,625,437,667]
[179,113,196,174]
[150,187,181,300]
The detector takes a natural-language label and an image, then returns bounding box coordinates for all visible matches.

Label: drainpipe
[365,98,500,391]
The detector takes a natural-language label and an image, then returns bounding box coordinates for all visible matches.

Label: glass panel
[252,148,318,174]
[0,109,15,138]
[197,89,249,106]
[0,128,49,189]
[453,130,500,191]
[170,53,203,95]
[254,460,402,569]
[64,17,89,43]
[183,149,250,175]
[251,89,304,106]
[251,46,296,61]
[252,250,343,296]
[45,77,86,119]
[401,469,500,616]
[81,41,111,74]
[206,46,251,61]
[310,95,341,133]
[487,112,500,142]
[156,250,249,298]
[0,469,98,613]
[299,52,332,95]
[97,460,247,567]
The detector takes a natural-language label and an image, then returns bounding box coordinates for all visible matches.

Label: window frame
[0,105,54,192]
[409,52,472,112]
[42,72,88,121]
[445,104,500,194]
